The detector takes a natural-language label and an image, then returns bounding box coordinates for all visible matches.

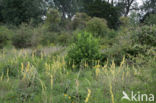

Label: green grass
[0,47,155,103]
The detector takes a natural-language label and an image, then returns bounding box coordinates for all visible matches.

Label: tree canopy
[84,0,120,29]
[0,0,45,25]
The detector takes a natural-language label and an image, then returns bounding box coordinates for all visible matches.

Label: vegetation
[0,0,156,103]
[66,32,100,69]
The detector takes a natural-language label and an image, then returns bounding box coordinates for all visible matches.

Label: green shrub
[57,31,72,45]
[144,14,156,25]
[100,27,155,65]
[119,17,130,27]
[86,17,109,37]
[30,26,43,47]
[12,24,41,48]
[45,9,61,32]
[72,13,91,30]
[41,31,58,46]
[0,26,13,48]
[66,32,101,69]
[134,25,156,46]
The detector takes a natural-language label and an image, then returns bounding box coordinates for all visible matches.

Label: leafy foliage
[72,12,91,30]
[144,14,156,25]
[0,0,44,25]
[84,0,120,29]
[0,26,13,48]
[45,9,61,31]
[52,0,82,19]
[66,32,100,69]
[86,17,109,37]
[134,25,156,46]
[12,24,41,48]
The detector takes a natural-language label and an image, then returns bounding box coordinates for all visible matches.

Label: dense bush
[101,25,156,65]
[0,26,13,48]
[0,0,44,25]
[133,25,156,46]
[119,17,131,27]
[45,9,61,32]
[85,17,117,39]
[144,14,156,25]
[66,32,101,69]
[84,0,120,29]
[41,31,58,46]
[12,24,41,48]
[72,13,91,30]
[57,31,72,45]
[86,17,109,37]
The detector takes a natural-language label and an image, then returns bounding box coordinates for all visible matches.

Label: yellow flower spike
[76,80,79,87]
[50,75,53,89]
[96,68,100,77]
[85,88,91,103]
[97,60,100,65]
[7,69,9,82]
[122,71,124,81]
[72,64,75,69]
[120,56,125,68]
[103,62,108,70]
[62,56,65,65]
[49,64,51,71]
[1,72,4,81]
[84,61,87,68]
[26,62,30,72]
[45,63,48,71]
[126,71,129,77]
[23,72,26,80]
[68,96,71,99]
[38,79,46,92]
[111,60,115,69]
[64,94,68,97]
[109,82,115,103]
[21,63,24,73]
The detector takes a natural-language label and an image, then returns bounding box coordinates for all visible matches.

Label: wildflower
[64,94,68,97]
[50,75,53,89]
[85,88,91,103]
[68,96,71,99]
[0,72,4,81]
[84,61,88,68]
[72,63,76,69]
[96,68,100,77]
[111,60,115,69]
[122,71,124,81]
[120,56,125,68]
[21,63,24,72]
[7,69,9,82]
[109,82,115,103]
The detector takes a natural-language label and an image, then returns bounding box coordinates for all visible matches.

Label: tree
[45,9,61,31]
[144,14,156,25]
[84,0,120,29]
[116,0,139,17]
[1,0,45,25]
[49,0,83,19]
[142,0,156,13]
[140,0,156,23]
[0,0,3,22]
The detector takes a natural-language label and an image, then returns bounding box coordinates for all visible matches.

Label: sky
[137,0,143,6]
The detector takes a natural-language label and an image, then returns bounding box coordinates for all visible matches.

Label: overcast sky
[138,0,143,6]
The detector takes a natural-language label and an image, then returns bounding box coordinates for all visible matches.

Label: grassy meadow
[0,1,156,102]
[0,45,155,103]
